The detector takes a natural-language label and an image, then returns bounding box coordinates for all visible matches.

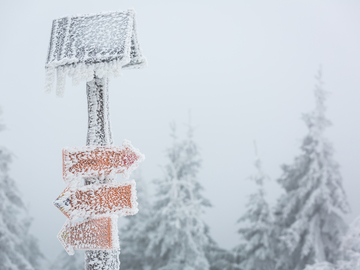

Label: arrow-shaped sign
[53,180,138,220]
[62,140,144,182]
[58,216,119,255]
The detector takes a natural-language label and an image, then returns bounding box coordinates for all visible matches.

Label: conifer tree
[234,142,275,270]
[0,108,44,270]
[336,216,360,270]
[119,169,152,270]
[304,216,360,270]
[145,122,210,270]
[274,69,349,270]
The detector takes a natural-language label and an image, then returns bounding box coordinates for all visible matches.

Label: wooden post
[84,75,120,270]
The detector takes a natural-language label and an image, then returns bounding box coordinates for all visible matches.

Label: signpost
[45,9,146,270]
[54,180,138,220]
[62,141,144,182]
[58,216,119,255]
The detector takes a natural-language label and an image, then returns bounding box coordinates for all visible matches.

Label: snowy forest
[1,1,360,270]
[1,69,360,270]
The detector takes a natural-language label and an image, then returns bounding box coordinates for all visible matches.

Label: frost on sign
[54,180,138,220]
[62,140,145,182]
[45,9,147,96]
[58,216,119,255]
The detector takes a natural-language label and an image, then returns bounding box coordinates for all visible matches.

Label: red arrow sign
[62,140,144,182]
[58,216,119,255]
[54,180,138,220]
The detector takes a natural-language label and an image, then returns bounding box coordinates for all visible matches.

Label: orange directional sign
[58,216,119,255]
[62,140,144,182]
[54,180,138,220]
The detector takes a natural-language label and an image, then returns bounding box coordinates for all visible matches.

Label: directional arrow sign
[53,180,138,220]
[62,140,144,182]
[58,216,119,255]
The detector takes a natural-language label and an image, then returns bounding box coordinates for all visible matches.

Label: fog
[1,0,360,262]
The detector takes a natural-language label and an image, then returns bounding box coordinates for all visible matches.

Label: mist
[1,0,360,265]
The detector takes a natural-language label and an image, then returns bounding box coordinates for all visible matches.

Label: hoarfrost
[45,9,147,96]
[274,68,349,270]
[54,180,138,220]
[234,144,275,270]
[145,123,210,270]
[58,216,119,255]
[62,140,145,183]
[0,109,44,270]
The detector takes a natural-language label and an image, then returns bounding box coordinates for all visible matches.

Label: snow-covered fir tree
[119,169,152,270]
[336,216,360,270]
[234,143,275,270]
[145,122,211,270]
[304,216,360,270]
[0,108,44,270]
[274,69,349,270]
[303,262,336,270]
[51,250,84,270]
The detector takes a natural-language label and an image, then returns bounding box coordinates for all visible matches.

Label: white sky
[1,0,360,263]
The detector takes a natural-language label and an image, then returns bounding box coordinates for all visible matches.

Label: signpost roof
[45,9,147,96]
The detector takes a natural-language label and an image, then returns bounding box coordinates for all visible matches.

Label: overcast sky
[1,0,360,262]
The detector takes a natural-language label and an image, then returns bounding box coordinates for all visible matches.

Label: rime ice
[62,140,145,183]
[58,216,119,255]
[46,8,147,269]
[274,69,349,270]
[54,180,138,220]
[45,9,147,96]
[235,150,275,270]
[144,124,211,269]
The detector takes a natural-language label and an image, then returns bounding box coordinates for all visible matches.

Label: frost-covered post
[83,76,118,270]
[45,9,147,270]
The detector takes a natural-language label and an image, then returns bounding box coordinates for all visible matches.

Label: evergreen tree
[51,250,84,270]
[234,143,275,270]
[305,216,360,270]
[304,262,336,270]
[336,216,360,270]
[274,69,349,270]
[0,108,44,270]
[145,122,210,270]
[119,169,152,270]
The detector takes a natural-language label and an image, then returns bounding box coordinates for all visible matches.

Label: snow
[57,216,119,255]
[86,77,113,146]
[53,179,138,220]
[85,250,120,270]
[234,148,275,270]
[303,216,360,269]
[274,69,349,270]
[145,124,211,270]
[62,140,145,183]
[0,146,44,269]
[45,9,147,97]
